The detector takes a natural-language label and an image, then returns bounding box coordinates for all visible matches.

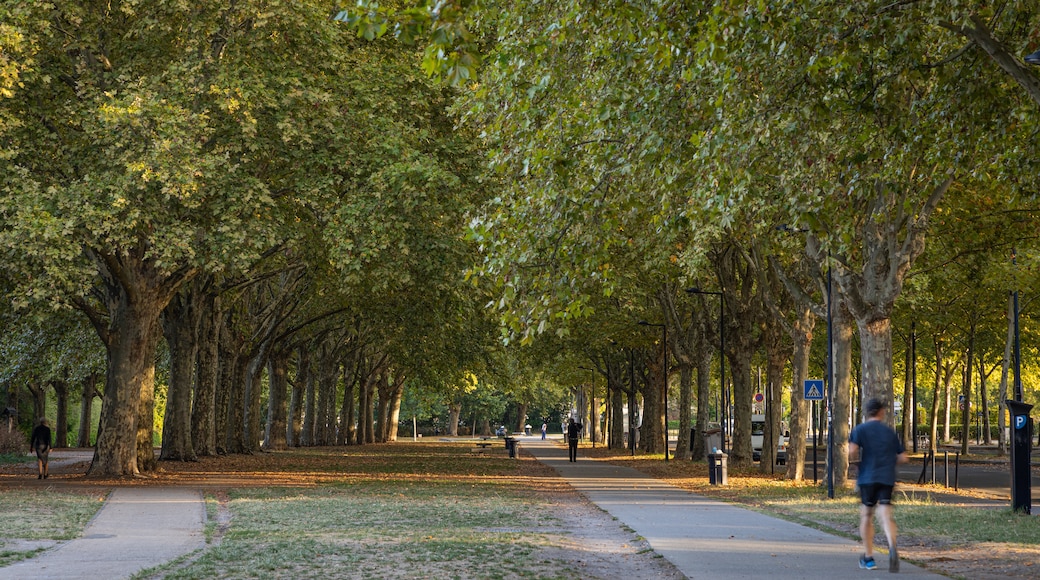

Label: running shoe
[889,546,899,573]
[859,555,877,570]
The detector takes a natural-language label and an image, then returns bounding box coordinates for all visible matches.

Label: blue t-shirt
[849,420,904,486]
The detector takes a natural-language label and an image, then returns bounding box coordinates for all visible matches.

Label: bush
[0,426,28,455]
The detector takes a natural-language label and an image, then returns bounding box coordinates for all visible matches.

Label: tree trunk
[89,289,165,476]
[943,361,956,443]
[978,357,993,445]
[215,324,242,455]
[385,371,405,442]
[225,351,250,454]
[264,348,290,451]
[728,348,754,468]
[716,243,762,469]
[160,287,202,462]
[375,372,391,442]
[961,324,975,454]
[363,375,375,444]
[341,356,357,445]
[641,355,663,455]
[301,347,316,446]
[609,365,625,449]
[52,379,69,449]
[858,318,894,416]
[831,301,854,489]
[900,337,913,447]
[356,372,370,445]
[192,290,220,457]
[515,402,529,436]
[786,307,813,480]
[997,294,1013,455]
[692,347,712,461]
[27,379,45,426]
[674,363,692,460]
[77,373,98,447]
[930,337,942,454]
[289,348,308,447]
[312,347,336,446]
[761,335,787,473]
[447,403,462,437]
[241,352,266,453]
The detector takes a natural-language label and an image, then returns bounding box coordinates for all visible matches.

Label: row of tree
[4,2,1040,484]
[343,2,1040,482]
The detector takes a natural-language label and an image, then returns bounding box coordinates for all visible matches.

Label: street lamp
[639,320,669,461]
[686,288,724,454]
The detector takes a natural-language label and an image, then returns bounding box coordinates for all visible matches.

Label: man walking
[566,418,582,462]
[848,398,908,572]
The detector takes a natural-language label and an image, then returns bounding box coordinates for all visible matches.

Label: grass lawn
[5,441,1040,578]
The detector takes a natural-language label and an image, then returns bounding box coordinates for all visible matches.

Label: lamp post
[686,288,724,452]
[639,320,669,461]
[824,253,835,499]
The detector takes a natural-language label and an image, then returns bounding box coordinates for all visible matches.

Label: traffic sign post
[804,380,824,401]
[804,380,824,485]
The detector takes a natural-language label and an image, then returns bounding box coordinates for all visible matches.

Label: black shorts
[859,483,894,507]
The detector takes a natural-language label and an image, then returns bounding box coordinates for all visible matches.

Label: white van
[751,414,788,465]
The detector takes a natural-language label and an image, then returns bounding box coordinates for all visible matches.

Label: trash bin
[504,436,518,458]
[707,451,728,485]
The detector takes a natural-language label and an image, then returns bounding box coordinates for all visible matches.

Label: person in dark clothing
[566,418,582,462]
[848,398,908,572]
[30,417,52,480]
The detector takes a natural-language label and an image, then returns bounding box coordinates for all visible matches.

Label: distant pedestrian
[848,398,908,572]
[30,417,52,480]
[566,418,582,462]
[541,422,547,440]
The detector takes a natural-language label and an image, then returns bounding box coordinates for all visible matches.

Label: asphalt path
[523,438,941,578]
[0,450,205,580]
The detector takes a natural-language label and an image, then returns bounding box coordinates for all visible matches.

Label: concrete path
[0,487,205,580]
[521,437,943,578]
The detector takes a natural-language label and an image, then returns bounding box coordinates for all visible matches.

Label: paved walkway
[0,487,205,580]
[521,437,943,578]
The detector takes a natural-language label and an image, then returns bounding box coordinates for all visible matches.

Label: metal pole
[663,324,669,462]
[812,400,818,485]
[912,321,917,453]
[826,252,835,499]
[720,295,726,452]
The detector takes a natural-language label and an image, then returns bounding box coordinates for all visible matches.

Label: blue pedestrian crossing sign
[804,380,824,401]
